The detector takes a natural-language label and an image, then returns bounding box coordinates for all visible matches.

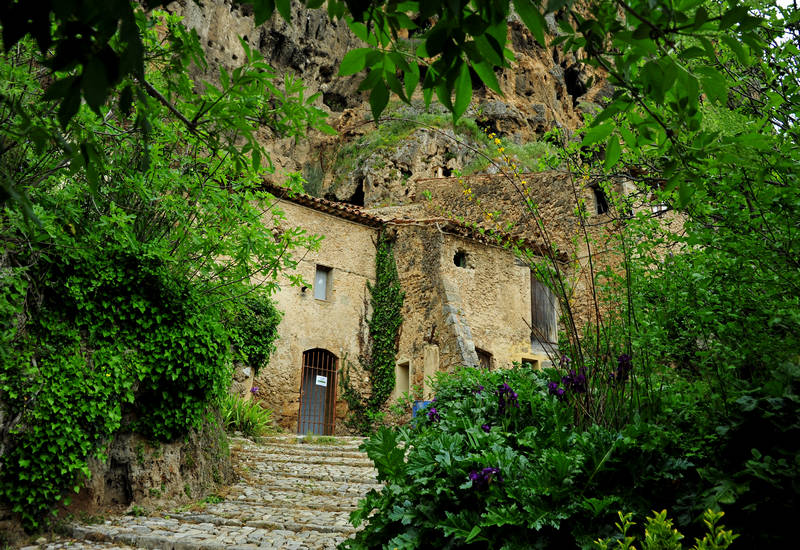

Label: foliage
[0,1,334,214]
[0,248,230,528]
[343,366,722,549]
[220,394,274,438]
[339,232,404,434]
[229,293,282,375]
[0,9,324,530]
[594,509,737,550]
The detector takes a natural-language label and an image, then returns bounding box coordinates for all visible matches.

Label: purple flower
[481,424,491,433]
[562,367,588,393]
[427,407,440,422]
[496,382,519,414]
[469,467,503,490]
[250,386,259,394]
[615,354,633,383]
[473,384,485,395]
[548,381,566,400]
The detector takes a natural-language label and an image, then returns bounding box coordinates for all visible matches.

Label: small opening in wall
[594,186,609,215]
[454,250,468,268]
[521,358,539,369]
[314,265,332,300]
[476,348,493,370]
[395,362,410,398]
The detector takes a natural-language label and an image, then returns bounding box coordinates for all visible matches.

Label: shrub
[344,366,713,549]
[228,292,282,375]
[594,509,737,550]
[220,394,274,438]
[0,248,232,529]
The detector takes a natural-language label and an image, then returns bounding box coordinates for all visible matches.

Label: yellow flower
[494,138,501,145]
[498,147,505,153]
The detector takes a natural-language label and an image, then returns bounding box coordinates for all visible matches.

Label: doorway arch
[298,348,338,435]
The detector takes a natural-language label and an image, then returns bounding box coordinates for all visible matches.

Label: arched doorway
[298,348,338,435]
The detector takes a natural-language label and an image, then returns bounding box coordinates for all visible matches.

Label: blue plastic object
[412,400,432,418]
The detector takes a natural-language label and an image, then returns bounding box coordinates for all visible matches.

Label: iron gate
[297,348,337,435]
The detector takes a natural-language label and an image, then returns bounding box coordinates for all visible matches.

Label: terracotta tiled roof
[259,181,565,261]
[260,181,384,227]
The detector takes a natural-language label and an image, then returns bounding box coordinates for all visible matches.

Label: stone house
[251,167,679,435]
[252,175,577,435]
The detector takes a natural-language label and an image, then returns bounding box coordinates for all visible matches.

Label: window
[593,186,609,214]
[314,265,331,300]
[395,361,410,398]
[454,250,468,268]
[476,348,493,370]
[521,358,539,369]
[531,276,558,344]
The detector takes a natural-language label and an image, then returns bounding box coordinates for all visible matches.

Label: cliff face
[167,1,610,206]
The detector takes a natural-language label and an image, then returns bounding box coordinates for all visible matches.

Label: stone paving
[36,435,377,550]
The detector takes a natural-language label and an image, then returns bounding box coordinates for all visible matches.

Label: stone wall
[253,200,379,433]
[415,171,624,329]
[389,221,551,401]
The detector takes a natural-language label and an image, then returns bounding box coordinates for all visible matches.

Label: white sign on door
[315,375,328,387]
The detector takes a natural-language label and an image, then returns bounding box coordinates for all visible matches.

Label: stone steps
[43,435,376,550]
[238,449,373,465]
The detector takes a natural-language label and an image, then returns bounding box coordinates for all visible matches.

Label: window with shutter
[531,275,557,344]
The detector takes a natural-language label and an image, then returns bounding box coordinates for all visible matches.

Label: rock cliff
[167,0,610,206]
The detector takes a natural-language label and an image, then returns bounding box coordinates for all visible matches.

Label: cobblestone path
[38,435,377,550]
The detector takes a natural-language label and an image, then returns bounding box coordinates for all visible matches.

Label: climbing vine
[340,231,404,434]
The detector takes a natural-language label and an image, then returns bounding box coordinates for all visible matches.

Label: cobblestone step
[238,449,373,466]
[222,486,368,508]
[41,435,374,550]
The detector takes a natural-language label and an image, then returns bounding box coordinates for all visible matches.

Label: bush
[0,248,232,529]
[344,366,714,549]
[228,292,282,375]
[595,509,737,550]
[220,394,274,438]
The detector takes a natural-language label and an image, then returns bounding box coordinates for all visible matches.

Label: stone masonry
[35,436,377,550]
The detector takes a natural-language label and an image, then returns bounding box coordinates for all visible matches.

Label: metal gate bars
[297,348,338,435]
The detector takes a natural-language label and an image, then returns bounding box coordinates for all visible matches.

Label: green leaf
[471,61,501,94]
[57,80,82,130]
[119,84,133,116]
[696,66,728,104]
[453,62,472,121]
[514,0,548,47]
[339,48,372,76]
[82,58,110,113]
[721,34,750,65]
[251,0,276,25]
[275,0,291,21]
[604,136,621,170]
[582,122,614,146]
[369,81,389,123]
[404,63,420,99]
[465,525,483,543]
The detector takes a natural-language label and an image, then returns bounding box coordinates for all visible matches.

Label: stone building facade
[252,176,574,435]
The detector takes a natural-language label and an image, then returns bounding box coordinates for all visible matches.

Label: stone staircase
[40,435,377,550]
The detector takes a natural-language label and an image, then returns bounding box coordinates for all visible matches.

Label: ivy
[340,231,404,434]
[0,248,232,529]
[228,293,282,376]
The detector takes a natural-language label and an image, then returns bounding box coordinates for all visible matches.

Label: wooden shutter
[531,275,557,343]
